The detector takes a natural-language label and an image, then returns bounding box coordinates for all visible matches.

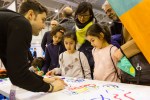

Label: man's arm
[121,39,140,58]
[6,17,50,92]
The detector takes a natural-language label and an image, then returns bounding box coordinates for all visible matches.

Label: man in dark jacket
[0,0,66,92]
[41,20,58,52]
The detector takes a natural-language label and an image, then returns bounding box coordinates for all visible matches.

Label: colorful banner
[108,0,150,63]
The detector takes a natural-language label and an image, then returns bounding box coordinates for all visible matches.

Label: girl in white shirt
[86,23,121,82]
[46,32,91,79]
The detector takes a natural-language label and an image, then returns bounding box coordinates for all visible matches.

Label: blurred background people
[41,20,59,52]
[60,6,75,32]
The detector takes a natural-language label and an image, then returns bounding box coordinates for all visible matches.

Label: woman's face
[77,10,91,24]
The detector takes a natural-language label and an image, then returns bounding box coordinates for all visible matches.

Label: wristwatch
[48,83,54,92]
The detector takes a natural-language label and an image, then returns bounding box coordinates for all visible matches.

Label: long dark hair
[86,23,111,43]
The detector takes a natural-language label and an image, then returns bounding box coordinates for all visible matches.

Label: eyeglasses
[77,14,91,18]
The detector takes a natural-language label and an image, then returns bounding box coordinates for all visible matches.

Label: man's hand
[50,79,67,92]
[43,76,63,83]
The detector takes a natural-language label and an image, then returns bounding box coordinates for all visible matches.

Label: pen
[36,66,40,71]
[36,66,44,76]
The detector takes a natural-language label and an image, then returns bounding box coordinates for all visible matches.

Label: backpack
[121,52,150,85]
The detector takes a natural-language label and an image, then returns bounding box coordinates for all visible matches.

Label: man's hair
[18,0,48,16]
[102,0,109,10]
[63,6,73,18]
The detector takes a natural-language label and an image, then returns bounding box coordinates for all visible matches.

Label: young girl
[46,32,91,79]
[86,23,121,82]
[41,25,66,74]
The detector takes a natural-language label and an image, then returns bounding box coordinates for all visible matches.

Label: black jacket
[0,9,49,92]
[41,31,52,52]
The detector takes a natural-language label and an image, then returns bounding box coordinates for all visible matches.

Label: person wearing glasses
[74,2,97,79]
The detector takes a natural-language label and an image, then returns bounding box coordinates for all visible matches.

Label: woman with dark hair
[74,2,97,78]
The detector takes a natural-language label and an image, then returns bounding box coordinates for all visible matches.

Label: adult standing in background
[102,1,140,65]
[33,48,37,58]
[102,0,150,85]
[60,6,75,31]
[0,0,66,92]
[41,20,58,52]
[74,2,97,78]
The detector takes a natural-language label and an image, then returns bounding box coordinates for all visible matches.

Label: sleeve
[41,47,51,74]
[6,17,49,92]
[121,39,140,58]
[54,53,63,75]
[41,32,47,51]
[80,52,91,79]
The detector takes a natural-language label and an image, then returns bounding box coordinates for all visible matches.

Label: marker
[36,66,40,71]
[61,77,65,80]
[36,66,44,76]
[0,79,3,82]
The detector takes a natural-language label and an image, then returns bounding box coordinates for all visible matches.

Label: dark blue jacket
[42,41,65,74]
[41,31,52,52]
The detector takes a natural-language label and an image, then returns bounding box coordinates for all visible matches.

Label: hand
[43,76,63,83]
[50,79,67,92]
[113,49,123,61]
[46,70,55,76]
[36,71,44,76]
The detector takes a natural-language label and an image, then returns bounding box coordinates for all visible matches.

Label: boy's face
[30,11,47,36]
[64,38,76,53]
[52,31,63,45]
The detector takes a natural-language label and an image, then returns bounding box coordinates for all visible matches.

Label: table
[0,77,150,100]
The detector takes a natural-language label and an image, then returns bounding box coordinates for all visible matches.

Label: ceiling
[0,0,111,23]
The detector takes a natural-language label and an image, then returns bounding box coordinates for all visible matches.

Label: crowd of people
[0,0,150,94]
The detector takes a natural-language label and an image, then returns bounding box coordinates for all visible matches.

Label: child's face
[87,35,103,49]
[64,38,76,53]
[53,31,63,45]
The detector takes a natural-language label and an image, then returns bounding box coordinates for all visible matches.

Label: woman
[74,2,97,78]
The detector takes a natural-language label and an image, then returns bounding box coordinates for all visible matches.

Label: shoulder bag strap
[110,46,121,80]
[79,52,85,78]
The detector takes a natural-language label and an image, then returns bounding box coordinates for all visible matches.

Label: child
[86,23,121,82]
[41,25,66,74]
[46,32,91,79]
[29,57,45,76]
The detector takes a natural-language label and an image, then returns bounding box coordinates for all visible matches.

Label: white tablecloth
[0,77,150,100]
